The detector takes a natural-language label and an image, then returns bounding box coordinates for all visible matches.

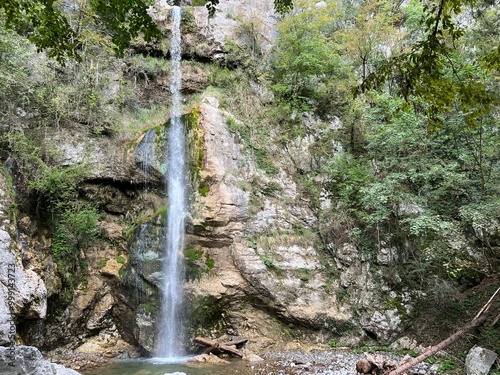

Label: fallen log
[222,337,249,348]
[193,337,245,358]
[202,342,219,355]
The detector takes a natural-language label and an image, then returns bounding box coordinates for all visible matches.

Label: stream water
[82,359,258,375]
[157,5,187,359]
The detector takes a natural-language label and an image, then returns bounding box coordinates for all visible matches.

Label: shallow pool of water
[81,358,259,375]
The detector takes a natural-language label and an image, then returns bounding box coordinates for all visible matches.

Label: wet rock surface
[0,346,81,375]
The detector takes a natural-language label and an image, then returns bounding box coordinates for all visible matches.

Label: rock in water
[187,353,230,364]
[0,346,81,375]
[465,346,497,375]
[243,353,265,362]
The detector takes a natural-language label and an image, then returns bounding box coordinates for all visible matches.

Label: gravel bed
[252,350,440,375]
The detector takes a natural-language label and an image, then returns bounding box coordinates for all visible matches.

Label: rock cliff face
[0,0,410,361]
[150,0,279,62]
[181,95,406,350]
[0,169,47,346]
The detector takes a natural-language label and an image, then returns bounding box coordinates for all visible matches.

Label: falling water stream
[156,5,187,359]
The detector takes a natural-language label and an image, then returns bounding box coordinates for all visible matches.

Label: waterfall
[157,5,186,359]
[136,128,156,186]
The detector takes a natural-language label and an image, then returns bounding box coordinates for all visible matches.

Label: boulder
[243,353,264,362]
[0,229,47,345]
[0,346,81,375]
[187,353,229,364]
[362,310,403,344]
[134,307,157,353]
[465,346,497,375]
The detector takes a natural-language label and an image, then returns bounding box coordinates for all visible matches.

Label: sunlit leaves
[204,0,292,16]
[360,0,498,128]
[274,0,294,14]
[88,0,161,57]
[1,0,161,63]
[2,0,81,62]
[271,0,353,113]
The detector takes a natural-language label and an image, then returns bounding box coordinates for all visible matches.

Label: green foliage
[198,185,210,197]
[0,0,294,62]
[325,153,373,219]
[0,19,139,131]
[52,205,99,262]
[263,257,276,269]
[205,252,214,270]
[184,247,213,280]
[438,359,458,372]
[271,0,354,114]
[299,273,309,282]
[0,112,101,307]
[1,0,161,63]
[360,0,498,128]
[37,56,128,129]
[0,22,34,115]
[138,300,160,315]
[29,164,86,212]
[128,54,171,80]
[225,114,277,174]
[125,207,167,239]
[1,0,81,63]
[296,73,500,315]
[180,8,196,33]
[260,181,282,197]
[0,166,17,220]
[328,339,342,348]
[188,295,227,336]
[51,203,99,308]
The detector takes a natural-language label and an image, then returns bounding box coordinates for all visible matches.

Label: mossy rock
[186,295,227,337]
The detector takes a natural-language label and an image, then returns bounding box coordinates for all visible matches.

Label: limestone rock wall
[0,169,47,346]
[183,95,405,350]
[149,0,279,62]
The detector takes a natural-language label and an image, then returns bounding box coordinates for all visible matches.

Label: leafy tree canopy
[0,0,497,126]
[359,0,499,127]
[1,0,162,62]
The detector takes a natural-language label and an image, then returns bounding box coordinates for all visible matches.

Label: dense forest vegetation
[0,0,498,371]
[216,0,500,293]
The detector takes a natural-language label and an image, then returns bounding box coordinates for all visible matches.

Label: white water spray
[157,5,186,359]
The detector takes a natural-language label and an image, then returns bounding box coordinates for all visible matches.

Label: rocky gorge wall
[0,0,435,363]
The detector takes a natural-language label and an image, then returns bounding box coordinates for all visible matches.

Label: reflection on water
[81,358,259,375]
